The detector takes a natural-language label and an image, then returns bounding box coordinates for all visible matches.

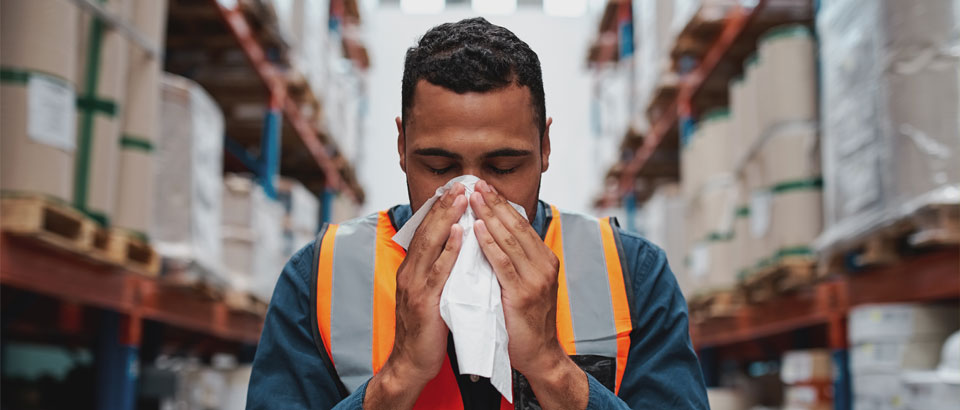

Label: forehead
[406,80,539,147]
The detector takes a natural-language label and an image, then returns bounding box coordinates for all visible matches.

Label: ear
[396,116,407,173]
[540,117,552,173]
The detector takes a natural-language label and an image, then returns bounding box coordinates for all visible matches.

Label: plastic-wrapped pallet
[114,0,168,236]
[755,25,817,137]
[221,174,286,302]
[642,184,688,295]
[849,303,960,409]
[739,54,762,151]
[153,73,224,282]
[742,157,771,272]
[0,0,79,202]
[816,0,960,255]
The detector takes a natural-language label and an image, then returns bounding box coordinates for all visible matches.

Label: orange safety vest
[313,204,633,408]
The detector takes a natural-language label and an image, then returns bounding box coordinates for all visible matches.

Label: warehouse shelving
[691,248,960,351]
[0,234,263,344]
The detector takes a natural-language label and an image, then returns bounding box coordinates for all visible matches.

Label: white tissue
[392,175,523,403]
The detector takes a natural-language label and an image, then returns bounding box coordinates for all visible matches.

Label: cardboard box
[851,339,951,374]
[756,25,816,135]
[115,0,168,235]
[0,0,79,201]
[221,175,285,302]
[276,177,320,234]
[849,303,960,344]
[74,0,130,224]
[706,388,749,410]
[782,349,834,384]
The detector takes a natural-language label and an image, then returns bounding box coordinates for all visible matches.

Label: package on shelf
[782,384,832,410]
[642,184,688,294]
[755,25,817,137]
[737,54,762,152]
[221,174,286,302]
[71,0,131,225]
[740,158,770,273]
[901,371,960,410]
[114,0,168,235]
[851,372,906,410]
[632,0,675,117]
[851,338,950,374]
[145,355,251,410]
[1,0,79,202]
[781,349,833,385]
[849,303,960,344]
[276,177,320,235]
[685,176,738,295]
[815,0,960,255]
[758,124,822,265]
[900,331,960,410]
[153,73,224,281]
[329,190,360,224]
[705,387,750,410]
[321,51,365,162]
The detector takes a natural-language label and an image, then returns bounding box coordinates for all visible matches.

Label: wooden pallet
[741,257,817,303]
[225,289,269,316]
[688,289,743,323]
[1,196,95,252]
[820,203,960,275]
[103,229,161,277]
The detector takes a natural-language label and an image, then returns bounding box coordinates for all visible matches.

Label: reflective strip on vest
[315,206,632,403]
[548,205,633,393]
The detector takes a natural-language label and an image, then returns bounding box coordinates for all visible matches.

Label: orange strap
[599,218,632,394]
[546,204,577,355]
[316,224,339,361]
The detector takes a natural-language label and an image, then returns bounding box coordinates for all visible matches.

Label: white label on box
[27,74,76,151]
[750,190,772,238]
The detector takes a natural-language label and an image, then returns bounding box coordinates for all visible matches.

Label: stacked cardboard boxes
[781,349,834,410]
[849,303,959,409]
[642,184,688,294]
[114,0,168,236]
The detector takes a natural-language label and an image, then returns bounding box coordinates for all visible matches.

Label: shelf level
[691,248,960,350]
[0,234,263,344]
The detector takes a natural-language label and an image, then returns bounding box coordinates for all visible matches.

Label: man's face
[397,80,551,222]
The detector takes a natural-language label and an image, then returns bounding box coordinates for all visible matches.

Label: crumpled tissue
[392,175,523,402]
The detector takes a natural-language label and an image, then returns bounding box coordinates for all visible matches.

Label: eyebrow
[412,148,533,159]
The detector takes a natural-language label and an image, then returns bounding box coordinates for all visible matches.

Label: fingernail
[475,180,487,192]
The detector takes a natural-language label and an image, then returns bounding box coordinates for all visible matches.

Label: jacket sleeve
[583,234,710,409]
[246,242,367,409]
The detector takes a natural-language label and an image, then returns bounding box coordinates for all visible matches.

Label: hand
[470,180,588,410]
[365,183,467,410]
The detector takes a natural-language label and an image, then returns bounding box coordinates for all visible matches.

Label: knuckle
[494,254,513,270]
[548,254,560,271]
[511,218,528,232]
[503,235,520,249]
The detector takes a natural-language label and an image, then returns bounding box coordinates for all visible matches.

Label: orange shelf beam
[0,235,263,344]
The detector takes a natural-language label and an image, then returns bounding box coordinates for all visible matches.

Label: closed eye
[429,166,454,175]
[489,165,517,175]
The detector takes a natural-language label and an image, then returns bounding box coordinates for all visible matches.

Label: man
[247,17,708,409]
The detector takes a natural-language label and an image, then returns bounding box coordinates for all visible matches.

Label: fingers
[409,183,467,264]
[470,181,542,260]
[474,219,520,288]
[428,224,463,292]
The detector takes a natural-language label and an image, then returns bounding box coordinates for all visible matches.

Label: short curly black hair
[401,17,546,138]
